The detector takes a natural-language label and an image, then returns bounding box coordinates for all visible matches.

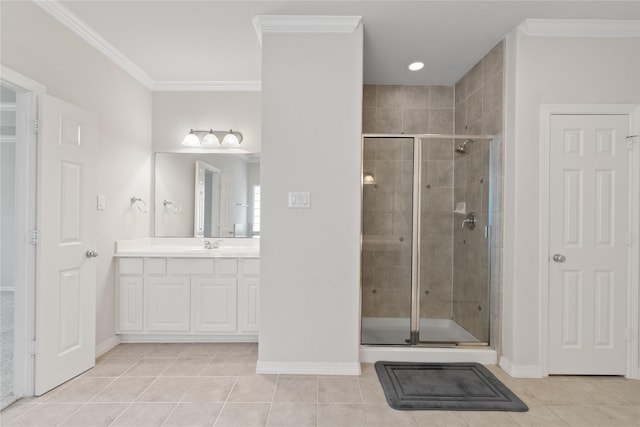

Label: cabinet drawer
[240,259,260,276]
[119,258,143,275]
[216,259,238,276]
[167,258,215,275]
[145,258,166,275]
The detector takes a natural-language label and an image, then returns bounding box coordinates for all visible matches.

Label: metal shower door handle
[552,254,566,263]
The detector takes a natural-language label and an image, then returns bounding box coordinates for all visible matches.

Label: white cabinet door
[118,277,143,332]
[238,278,260,333]
[146,277,190,331]
[192,277,237,332]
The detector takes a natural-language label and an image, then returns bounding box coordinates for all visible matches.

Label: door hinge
[30,341,39,355]
[33,118,40,135]
[28,230,39,245]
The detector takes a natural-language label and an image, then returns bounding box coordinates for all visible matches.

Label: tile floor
[1,343,639,426]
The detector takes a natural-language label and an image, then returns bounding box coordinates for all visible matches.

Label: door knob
[86,249,99,258]
[552,254,566,263]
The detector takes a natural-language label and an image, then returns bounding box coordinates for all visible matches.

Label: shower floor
[361,317,478,345]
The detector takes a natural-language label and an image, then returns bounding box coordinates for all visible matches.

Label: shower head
[455,139,474,154]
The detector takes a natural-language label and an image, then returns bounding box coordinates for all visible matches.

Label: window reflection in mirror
[155,153,260,238]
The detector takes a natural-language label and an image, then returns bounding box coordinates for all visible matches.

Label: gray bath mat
[375,361,528,412]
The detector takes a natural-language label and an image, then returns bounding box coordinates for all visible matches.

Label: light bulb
[181,130,200,146]
[202,130,219,145]
[221,130,240,146]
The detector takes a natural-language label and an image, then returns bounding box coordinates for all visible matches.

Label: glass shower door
[361,136,414,345]
[418,137,491,344]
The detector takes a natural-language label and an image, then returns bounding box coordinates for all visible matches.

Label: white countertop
[115,238,260,258]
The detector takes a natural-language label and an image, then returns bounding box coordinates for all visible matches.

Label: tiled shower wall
[453,40,504,343]
[362,85,456,320]
[361,40,504,344]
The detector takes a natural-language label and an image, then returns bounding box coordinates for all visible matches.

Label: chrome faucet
[202,240,219,249]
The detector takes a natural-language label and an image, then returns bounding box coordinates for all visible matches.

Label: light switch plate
[97,194,106,210]
[288,192,310,208]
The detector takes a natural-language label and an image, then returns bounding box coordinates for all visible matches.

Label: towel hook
[162,200,180,214]
[130,196,148,213]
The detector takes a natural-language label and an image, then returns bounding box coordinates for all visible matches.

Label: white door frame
[1,66,46,397]
[539,104,640,379]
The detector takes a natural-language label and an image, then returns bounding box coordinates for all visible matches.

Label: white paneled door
[548,114,629,375]
[36,96,97,394]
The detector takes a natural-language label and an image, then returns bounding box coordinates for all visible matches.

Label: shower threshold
[361,317,480,345]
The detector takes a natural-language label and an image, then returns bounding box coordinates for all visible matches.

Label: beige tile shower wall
[362,85,455,320]
[363,85,454,134]
[455,41,504,135]
[420,138,455,319]
[362,138,413,318]
[453,40,504,343]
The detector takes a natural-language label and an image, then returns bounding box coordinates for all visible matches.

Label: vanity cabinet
[117,257,259,341]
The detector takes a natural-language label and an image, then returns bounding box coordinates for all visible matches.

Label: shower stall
[361,133,497,348]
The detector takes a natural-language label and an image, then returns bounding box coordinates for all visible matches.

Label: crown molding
[34,1,263,92]
[34,0,156,89]
[153,81,262,92]
[521,19,640,38]
[253,15,363,44]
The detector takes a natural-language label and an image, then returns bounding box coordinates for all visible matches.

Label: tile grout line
[263,373,280,426]
[210,357,239,427]
[107,352,176,427]
[50,375,118,427]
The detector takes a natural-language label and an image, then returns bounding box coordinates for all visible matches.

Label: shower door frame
[361,133,495,347]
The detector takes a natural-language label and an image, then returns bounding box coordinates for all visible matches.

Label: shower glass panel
[361,137,414,345]
[361,134,492,346]
[418,137,490,344]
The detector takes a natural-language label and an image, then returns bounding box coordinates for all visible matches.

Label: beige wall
[1,1,152,348]
[259,27,363,371]
[503,29,640,375]
[152,91,261,154]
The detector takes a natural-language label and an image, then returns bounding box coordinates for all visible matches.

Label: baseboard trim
[118,334,258,343]
[95,335,122,358]
[360,346,497,365]
[499,356,544,378]
[256,361,361,376]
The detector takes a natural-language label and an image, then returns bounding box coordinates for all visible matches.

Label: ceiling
[50,1,640,89]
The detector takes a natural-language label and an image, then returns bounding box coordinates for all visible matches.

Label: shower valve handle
[461,212,477,230]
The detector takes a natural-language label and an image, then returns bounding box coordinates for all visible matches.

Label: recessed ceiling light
[408,62,424,71]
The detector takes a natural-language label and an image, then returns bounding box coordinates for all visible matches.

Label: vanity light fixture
[181,129,243,147]
[408,61,424,71]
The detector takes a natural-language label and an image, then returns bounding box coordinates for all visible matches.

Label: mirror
[155,153,260,238]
